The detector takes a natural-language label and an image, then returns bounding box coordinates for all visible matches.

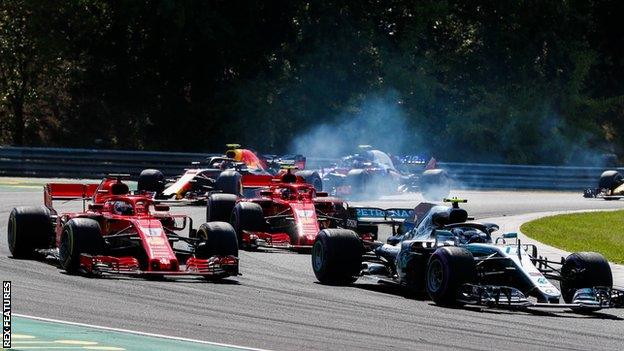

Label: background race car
[584,169,624,200]
[205,171,372,252]
[7,175,239,280]
[138,144,322,204]
[319,145,450,201]
[311,198,624,311]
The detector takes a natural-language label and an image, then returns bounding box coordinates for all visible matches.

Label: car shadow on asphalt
[449,304,624,320]
[56,271,242,284]
[355,282,623,320]
[8,255,241,285]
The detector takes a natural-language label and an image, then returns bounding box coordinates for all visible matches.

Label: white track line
[14,314,273,351]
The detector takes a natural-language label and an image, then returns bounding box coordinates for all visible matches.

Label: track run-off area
[2,180,624,351]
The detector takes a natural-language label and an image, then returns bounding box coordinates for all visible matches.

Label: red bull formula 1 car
[7,175,239,279]
[139,144,322,204]
[311,198,623,311]
[204,169,371,252]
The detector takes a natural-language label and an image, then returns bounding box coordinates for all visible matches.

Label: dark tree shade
[0,0,623,165]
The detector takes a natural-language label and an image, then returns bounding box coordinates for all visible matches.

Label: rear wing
[344,207,414,238]
[348,207,414,224]
[44,183,99,210]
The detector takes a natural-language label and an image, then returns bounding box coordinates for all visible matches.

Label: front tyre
[216,170,243,196]
[230,202,265,247]
[426,246,475,305]
[59,218,105,274]
[312,229,363,285]
[206,193,237,222]
[560,252,613,303]
[195,222,238,258]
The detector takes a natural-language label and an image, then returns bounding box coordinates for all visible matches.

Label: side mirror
[495,232,518,244]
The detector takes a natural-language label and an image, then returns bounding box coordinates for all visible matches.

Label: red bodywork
[238,182,346,250]
[45,177,238,278]
[162,147,308,201]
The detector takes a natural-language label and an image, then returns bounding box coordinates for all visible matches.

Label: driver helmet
[280,188,292,200]
[114,201,134,215]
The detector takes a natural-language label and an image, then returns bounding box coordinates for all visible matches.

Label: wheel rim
[59,229,71,265]
[312,241,324,272]
[8,214,16,252]
[427,259,443,292]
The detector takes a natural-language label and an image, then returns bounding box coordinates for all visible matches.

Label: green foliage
[0,0,623,164]
[521,210,624,264]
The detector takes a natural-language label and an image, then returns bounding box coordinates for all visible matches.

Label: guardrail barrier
[0,146,611,190]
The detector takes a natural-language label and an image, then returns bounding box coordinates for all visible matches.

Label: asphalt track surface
[3,186,624,351]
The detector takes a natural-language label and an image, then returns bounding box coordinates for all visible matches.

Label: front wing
[79,254,239,278]
[459,284,624,311]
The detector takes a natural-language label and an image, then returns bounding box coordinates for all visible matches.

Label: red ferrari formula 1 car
[204,169,368,252]
[139,144,321,205]
[7,175,239,279]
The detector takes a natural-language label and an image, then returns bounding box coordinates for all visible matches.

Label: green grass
[521,210,624,264]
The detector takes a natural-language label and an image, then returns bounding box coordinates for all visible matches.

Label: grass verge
[521,210,624,264]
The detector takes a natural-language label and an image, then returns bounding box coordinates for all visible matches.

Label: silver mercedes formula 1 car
[311,198,623,312]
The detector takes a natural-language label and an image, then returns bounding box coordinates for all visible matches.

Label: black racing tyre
[7,206,54,258]
[598,170,623,191]
[230,202,265,246]
[206,193,237,222]
[312,229,363,285]
[426,246,475,305]
[346,169,371,196]
[295,170,323,191]
[59,218,105,274]
[215,170,243,196]
[560,252,613,303]
[195,222,238,258]
[421,169,450,201]
[138,169,165,194]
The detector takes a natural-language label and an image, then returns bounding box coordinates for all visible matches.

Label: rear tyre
[560,252,613,303]
[598,170,623,191]
[138,169,165,195]
[295,170,323,191]
[206,194,237,222]
[195,222,238,258]
[59,218,105,274]
[426,246,475,305]
[230,202,265,246]
[7,206,54,258]
[312,229,363,285]
[215,170,243,196]
[421,169,450,201]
